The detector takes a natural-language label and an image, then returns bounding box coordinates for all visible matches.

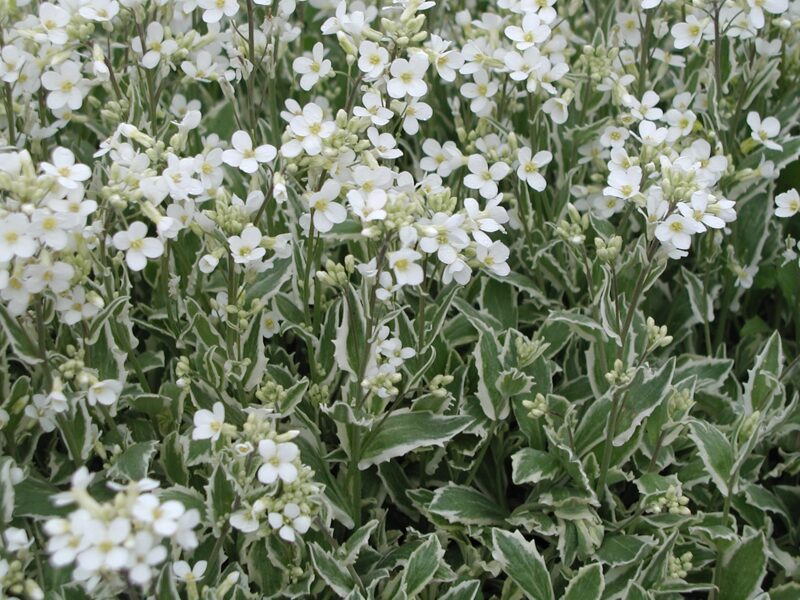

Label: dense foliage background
[0,0,799,598]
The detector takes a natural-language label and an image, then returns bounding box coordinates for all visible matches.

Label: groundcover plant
[1,0,800,598]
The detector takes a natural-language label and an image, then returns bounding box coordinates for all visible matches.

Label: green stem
[596,388,626,498]
[4,82,15,145]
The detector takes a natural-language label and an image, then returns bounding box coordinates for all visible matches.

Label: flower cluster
[43,468,199,591]
[193,404,320,543]
[0,0,798,596]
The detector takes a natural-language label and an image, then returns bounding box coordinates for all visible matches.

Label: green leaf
[716,532,767,600]
[613,358,675,446]
[86,295,130,344]
[491,528,553,600]
[0,303,42,365]
[206,464,235,533]
[108,440,159,481]
[156,563,181,600]
[358,411,472,470]
[743,331,783,413]
[563,563,604,600]
[14,477,71,518]
[511,449,560,485]
[480,278,518,330]
[687,419,735,496]
[423,285,459,350]
[402,535,444,597]
[546,310,606,343]
[475,330,508,420]
[428,484,508,526]
[309,542,357,598]
[595,535,655,566]
[340,520,379,564]
[245,257,293,302]
[334,284,366,376]
[769,582,800,600]
[160,432,189,486]
[682,268,714,326]
[439,580,482,600]
[0,457,16,524]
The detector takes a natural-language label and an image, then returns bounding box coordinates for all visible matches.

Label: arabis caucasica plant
[0,0,799,597]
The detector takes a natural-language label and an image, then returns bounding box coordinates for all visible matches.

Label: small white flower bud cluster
[522,393,548,419]
[646,485,691,516]
[645,317,673,350]
[668,551,694,579]
[605,359,635,386]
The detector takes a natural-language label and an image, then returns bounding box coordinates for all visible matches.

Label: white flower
[197,0,238,22]
[76,517,131,574]
[257,439,300,484]
[229,225,266,265]
[222,131,276,174]
[427,35,464,82]
[4,527,31,553]
[112,221,164,271]
[41,61,88,111]
[173,509,200,550]
[261,311,281,338]
[309,180,346,233]
[623,91,662,121]
[79,0,119,22]
[460,70,498,115]
[357,41,389,80]
[267,503,311,542]
[293,43,332,90]
[45,510,94,566]
[0,46,27,84]
[516,148,552,191]
[477,241,511,276]
[505,13,550,50]
[230,500,266,533]
[353,92,394,126]
[604,166,642,200]
[420,139,462,176]
[127,531,167,586]
[132,23,177,69]
[775,189,799,218]
[348,189,387,222]
[747,112,782,151]
[132,495,185,536]
[600,126,629,148]
[638,120,668,146]
[192,402,226,441]
[283,103,336,157]
[56,287,100,325]
[677,191,726,232]
[672,15,712,49]
[418,213,470,264]
[0,213,37,261]
[23,261,75,294]
[388,248,424,287]
[733,264,758,289]
[87,380,123,407]
[401,98,432,135]
[41,148,92,189]
[746,0,788,29]
[173,560,207,582]
[542,96,569,124]
[38,2,69,45]
[655,214,703,250]
[387,54,429,99]
[464,155,510,199]
[367,127,402,160]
